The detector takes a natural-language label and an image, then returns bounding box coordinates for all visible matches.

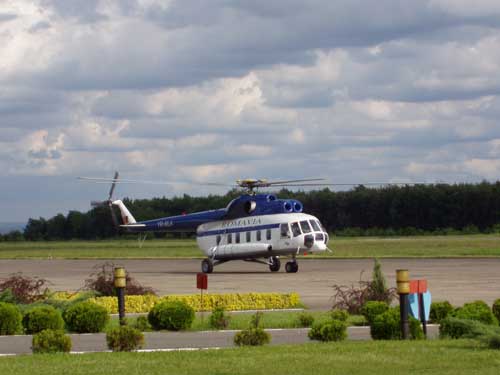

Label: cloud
[2,0,500,222]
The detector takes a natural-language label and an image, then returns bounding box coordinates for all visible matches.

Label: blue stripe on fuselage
[197,223,280,237]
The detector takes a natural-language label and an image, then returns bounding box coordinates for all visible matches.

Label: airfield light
[114,267,127,325]
[396,269,410,340]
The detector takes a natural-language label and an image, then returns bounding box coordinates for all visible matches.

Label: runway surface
[1,258,499,309]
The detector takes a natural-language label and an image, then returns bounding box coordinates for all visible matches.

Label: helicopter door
[279,223,292,249]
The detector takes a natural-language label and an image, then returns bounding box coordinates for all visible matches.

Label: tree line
[2,181,500,241]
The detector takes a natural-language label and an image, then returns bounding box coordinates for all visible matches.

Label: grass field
[1,235,500,259]
[106,310,365,331]
[0,340,499,374]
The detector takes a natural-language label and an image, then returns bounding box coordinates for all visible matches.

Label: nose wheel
[285,261,298,273]
[201,258,214,273]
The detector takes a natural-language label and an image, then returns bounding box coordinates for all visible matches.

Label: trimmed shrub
[439,317,499,339]
[492,299,500,324]
[63,301,109,333]
[22,306,64,334]
[370,308,423,340]
[0,289,16,304]
[133,316,152,332]
[90,292,301,314]
[330,309,349,322]
[308,320,347,342]
[0,302,22,335]
[209,305,230,330]
[295,312,315,328]
[148,300,195,331]
[453,300,498,325]
[106,326,144,352]
[361,301,389,325]
[233,312,271,346]
[430,301,454,323]
[234,328,270,346]
[32,329,71,354]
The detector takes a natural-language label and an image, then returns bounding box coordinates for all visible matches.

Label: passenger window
[246,231,251,242]
[291,222,301,237]
[310,220,321,232]
[256,230,261,241]
[299,220,311,233]
[227,233,232,244]
[266,229,272,240]
[235,232,240,243]
[216,235,221,245]
[280,223,290,238]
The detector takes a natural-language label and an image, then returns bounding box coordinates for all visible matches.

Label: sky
[1,0,500,223]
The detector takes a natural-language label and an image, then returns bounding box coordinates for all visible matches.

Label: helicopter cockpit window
[216,235,221,245]
[316,220,326,232]
[310,220,321,232]
[299,220,312,233]
[291,222,301,237]
[280,223,290,238]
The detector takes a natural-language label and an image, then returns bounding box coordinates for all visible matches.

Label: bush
[0,289,16,304]
[106,326,144,352]
[84,262,156,296]
[148,300,195,331]
[90,292,301,314]
[330,309,349,322]
[453,301,498,325]
[439,317,499,339]
[22,306,64,334]
[209,305,230,330]
[295,312,315,328]
[430,301,454,323]
[0,273,49,304]
[492,299,500,323]
[361,301,389,325]
[308,320,347,342]
[133,316,152,331]
[484,333,500,349]
[0,302,22,335]
[63,301,109,333]
[233,312,271,346]
[234,328,271,346]
[32,329,71,354]
[370,308,423,340]
[332,261,396,314]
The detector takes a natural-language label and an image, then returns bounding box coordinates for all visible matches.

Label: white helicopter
[80,173,333,273]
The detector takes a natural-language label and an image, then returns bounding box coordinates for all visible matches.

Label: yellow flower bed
[87,292,301,314]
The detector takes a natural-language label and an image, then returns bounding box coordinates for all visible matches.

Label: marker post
[396,269,410,340]
[114,267,126,326]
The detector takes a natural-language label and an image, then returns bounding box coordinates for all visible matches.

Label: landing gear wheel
[201,259,214,273]
[269,256,281,272]
[285,261,298,273]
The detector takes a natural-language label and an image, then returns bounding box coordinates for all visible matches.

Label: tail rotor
[90,171,120,229]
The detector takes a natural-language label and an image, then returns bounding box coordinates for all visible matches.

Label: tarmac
[1,258,499,309]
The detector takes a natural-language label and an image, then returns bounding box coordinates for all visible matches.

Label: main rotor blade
[78,176,234,187]
[108,171,119,200]
[268,182,428,187]
[263,178,326,186]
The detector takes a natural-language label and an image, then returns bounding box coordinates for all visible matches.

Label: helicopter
[79,172,333,273]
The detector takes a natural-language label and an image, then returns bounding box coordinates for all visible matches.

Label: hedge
[87,292,301,314]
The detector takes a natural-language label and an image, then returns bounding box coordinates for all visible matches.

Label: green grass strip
[1,340,500,375]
